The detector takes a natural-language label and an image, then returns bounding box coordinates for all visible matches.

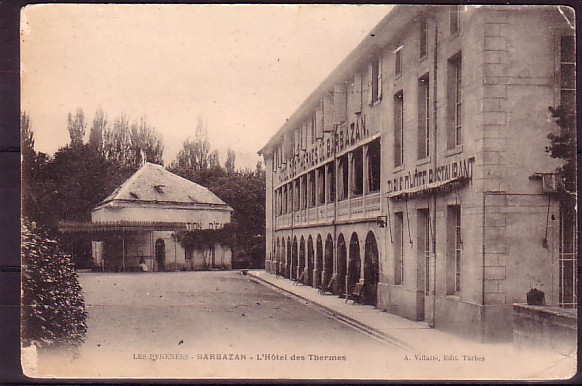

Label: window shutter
[283,133,292,161]
[378,56,383,100]
[354,73,362,113]
[367,64,373,106]
[323,91,334,133]
[334,84,347,124]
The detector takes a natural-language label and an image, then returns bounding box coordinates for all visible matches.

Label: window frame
[394,46,403,78]
[417,74,430,160]
[449,6,461,36]
[419,14,428,59]
[394,90,405,167]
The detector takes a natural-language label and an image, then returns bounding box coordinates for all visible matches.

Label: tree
[208,150,220,170]
[547,104,576,194]
[100,113,164,168]
[67,109,86,147]
[170,116,211,175]
[21,218,88,350]
[89,108,108,154]
[128,116,164,166]
[225,148,236,173]
[21,111,35,165]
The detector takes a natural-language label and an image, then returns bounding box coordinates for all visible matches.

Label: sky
[21,4,393,169]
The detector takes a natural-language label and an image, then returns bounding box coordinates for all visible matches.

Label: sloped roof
[95,162,231,209]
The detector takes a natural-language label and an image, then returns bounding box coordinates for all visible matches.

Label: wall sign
[386,157,475,194]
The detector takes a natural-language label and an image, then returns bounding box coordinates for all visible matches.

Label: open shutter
[323,91,334,133]
[378,56,383,100]
[354,73,362,113]
[367,63,373,106]
[283,134,292,163]
[334,84,347,125]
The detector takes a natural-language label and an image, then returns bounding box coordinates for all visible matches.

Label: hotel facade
[259,5,576,341]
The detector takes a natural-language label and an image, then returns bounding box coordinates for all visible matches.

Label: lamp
[376,215,387,228]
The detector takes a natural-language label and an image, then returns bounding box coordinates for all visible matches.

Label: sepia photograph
[20,3,577,380]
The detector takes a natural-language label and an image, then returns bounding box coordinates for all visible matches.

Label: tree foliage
[169,132,266,268]
[547,105,577,194]
[67,109,86,148]
[21,218,88,349]
[170,116,211,173]
[101,113,164,168]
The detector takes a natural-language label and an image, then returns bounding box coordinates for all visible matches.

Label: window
[317,166,326,205]
[450,6,460,35]
[394,91,404,167]
[308,171,316,208]
[351,149,364,196]
[394,47,402,78]
[394,212,404,285]
[351,73,363,114]
[417,209,431,294]
[370,56,382,104]
[310,114,316,144]
[559,204,577,308]
[338,155,349,201]
[327,162,336,203]
[294,180,300,211]
[447,53,462,149]
[446,205,462,294]
[419,14,428,59]
[367,139,381,192]
[418,75,430,159]
[283,186,288,214]
[301,174,307,209]
[560,35,575,111]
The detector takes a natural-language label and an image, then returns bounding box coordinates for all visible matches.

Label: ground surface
[36,271,397,379]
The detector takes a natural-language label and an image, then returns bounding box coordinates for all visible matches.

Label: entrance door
[155,239,165,272]
[364,232,379,306]
[416,210,430,321]
[348,233,361,294]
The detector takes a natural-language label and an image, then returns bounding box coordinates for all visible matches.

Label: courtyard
[37,271,395,379]
[34,270,575,380]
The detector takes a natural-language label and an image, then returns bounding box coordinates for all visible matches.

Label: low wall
[513,304,577,353]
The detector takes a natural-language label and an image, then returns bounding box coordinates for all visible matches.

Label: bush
[21,219,88,350]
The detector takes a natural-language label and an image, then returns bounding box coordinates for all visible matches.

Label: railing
[337,200,349,218]
[308,207,317,223]
[275,193,381,229]
[365,191,381,213]
[351,196,364,214]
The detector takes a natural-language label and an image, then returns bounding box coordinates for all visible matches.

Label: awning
[386,176,469,200]
[58,221,188,234]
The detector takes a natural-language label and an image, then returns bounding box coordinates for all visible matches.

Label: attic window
[129,192,139,199]
[188,194,199,203]
[154,185,165,194]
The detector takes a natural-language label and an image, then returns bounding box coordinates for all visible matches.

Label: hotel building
[259,5,576,341]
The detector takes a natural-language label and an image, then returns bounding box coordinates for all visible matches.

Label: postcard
[20,3,577,380]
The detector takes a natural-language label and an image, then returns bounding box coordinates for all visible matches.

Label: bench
[345,282,365,305]
[292,270,305,286]
[318,276,336,295]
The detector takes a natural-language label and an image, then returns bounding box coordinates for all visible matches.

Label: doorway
[155,238,165,272]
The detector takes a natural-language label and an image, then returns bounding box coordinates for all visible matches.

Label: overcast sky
[21,4,393,169]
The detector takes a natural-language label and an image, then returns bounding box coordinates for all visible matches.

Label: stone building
[61,162,233,272]
[259,5,576,341]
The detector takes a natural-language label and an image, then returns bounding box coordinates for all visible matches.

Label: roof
[94,162,232,210]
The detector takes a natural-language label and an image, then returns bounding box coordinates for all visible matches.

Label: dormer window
[129,192,139,199]
[154,185,165,194]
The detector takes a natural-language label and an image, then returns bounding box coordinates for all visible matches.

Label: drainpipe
[425,11,439,328]
[482,193,486,306]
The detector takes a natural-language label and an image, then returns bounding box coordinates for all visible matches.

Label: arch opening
[364,231,380,306]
